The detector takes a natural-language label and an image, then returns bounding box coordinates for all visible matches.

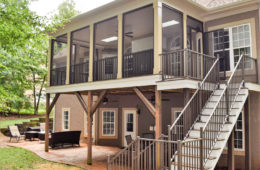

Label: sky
[29,0,115,17]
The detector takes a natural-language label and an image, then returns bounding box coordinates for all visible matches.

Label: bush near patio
[0,117,53,136]
[0,147,82,170]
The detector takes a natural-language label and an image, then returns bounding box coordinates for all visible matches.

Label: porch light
[101,36,118,42]
[103,97,108,105]
[162,20,179,28]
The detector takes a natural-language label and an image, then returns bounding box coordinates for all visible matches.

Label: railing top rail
[160,48,215,59]
[169,57,220,131]
[202,54,245,131]
[71,61,89,66]
[138,137,178,144]
[227,54,244,85]
[109,139,137,162]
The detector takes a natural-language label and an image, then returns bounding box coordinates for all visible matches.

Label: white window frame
[234,111,245,151]
[102,110,116,137]
[62,108,70,131]
[213,23,252,72]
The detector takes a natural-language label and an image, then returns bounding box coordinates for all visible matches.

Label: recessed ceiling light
[162,20,179,28]
[102,36,118,42]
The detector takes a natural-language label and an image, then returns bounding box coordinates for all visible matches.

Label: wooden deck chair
[8,125,25,142]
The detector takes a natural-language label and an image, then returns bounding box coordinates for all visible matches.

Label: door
[123,109,137,147]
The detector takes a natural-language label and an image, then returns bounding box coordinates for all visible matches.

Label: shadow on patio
[7,141,121,170]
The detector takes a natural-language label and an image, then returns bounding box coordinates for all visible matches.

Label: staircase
[169,54,249,170]
[107,55,249,170]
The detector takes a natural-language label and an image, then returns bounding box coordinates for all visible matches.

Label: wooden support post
[87,91,93,165]
[133,87,155,117]
[228,129,235,170]
[45,93,60,152]
[155,86,162,139]
[45,93,50,152]
[244,99,251,170]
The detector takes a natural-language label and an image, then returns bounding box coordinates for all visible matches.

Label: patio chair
[125,135,133,145]
[8,125,25,142]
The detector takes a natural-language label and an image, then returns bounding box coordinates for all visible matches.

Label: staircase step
[187,136,225,141]
[182,144,221,150]
[192,128,229,133]
[175,153,216,160]
[171,161,211,170]
[213,89,225,96]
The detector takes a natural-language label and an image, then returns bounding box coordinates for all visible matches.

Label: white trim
[245,82,260,92]
[234,111,245,151]
[46,75,161,93]
[53,106,56,132]
[62,108,70,131]
[122,108,138,147]
[157,79,200,91]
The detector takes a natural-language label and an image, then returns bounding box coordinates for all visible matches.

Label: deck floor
[8,140,121,170]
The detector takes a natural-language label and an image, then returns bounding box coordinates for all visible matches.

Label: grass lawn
[0,147,82,170]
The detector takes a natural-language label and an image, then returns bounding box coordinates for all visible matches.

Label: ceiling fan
[116,30,134,38]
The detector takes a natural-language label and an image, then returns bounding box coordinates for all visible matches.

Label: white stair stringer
[204,88,248,170]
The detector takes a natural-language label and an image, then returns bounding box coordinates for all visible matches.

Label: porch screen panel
[186,17,204,79]
[93,17,118,81]
[123,5,154,77]
[70,27,90,83]
[51,34,67,86]
[162,5,183,77]
[70,27,90,84]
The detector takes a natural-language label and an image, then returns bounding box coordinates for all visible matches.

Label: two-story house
[45,0,260,169]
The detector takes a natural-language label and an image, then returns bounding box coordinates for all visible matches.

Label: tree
[0,0,79,115]
[29,0,80,115]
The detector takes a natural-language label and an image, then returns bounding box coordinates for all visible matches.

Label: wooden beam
[45,93,50,152]
[228,129,234,170]
[244,99,251,170]
[91,90,107,116]
[47,93,60,115]
[87,91,93,165]
[155,86,162,139]
[133,87,155,117]
[75,92,88,114]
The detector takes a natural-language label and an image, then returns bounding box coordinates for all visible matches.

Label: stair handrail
[202,54,245,132]
[201,54,246,166]
[169,56,220,132]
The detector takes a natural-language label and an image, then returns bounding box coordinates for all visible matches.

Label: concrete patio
[7,140,121,170]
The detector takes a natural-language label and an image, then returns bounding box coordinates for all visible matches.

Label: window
[174,111,184,139]
[62,108,70,130]
[213,24,252,71]
[126,113,134,132]
[234,112,244,149]
[102,110,115,136]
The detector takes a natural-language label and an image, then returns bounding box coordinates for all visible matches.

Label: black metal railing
[167,55,219,141]
[50,67,66,86]
[93,56,117,81]
[123,49,154,78]
[161,49,216,80]
[70,62,89,84]
[201,54,248,165]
